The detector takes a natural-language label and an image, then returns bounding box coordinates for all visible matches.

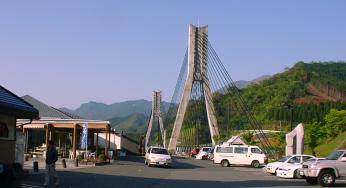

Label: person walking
[43,140,59,187]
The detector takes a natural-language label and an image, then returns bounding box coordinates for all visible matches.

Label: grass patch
[305,131,346,157]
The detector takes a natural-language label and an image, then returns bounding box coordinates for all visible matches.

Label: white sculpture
[285,123,304,156]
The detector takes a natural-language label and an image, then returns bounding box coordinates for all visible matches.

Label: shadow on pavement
[115,155,203,169]
[17,170,346,188]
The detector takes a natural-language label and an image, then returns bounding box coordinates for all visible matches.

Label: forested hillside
[214,62,346,133]
[172,62,346,150]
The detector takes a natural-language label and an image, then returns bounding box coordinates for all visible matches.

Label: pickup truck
[300,149,346,187]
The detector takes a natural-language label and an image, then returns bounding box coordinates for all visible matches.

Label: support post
[96,132,99,157]
[45,124,49,148]
[73,124,77,159]
[105,126,109,156]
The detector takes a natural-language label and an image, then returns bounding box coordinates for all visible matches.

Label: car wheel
[293,170,303,179]
[318,170,335,187]
[274,169,278,176]
[221,160,230,167]
[251,160,260,168]
[306,177,318,185]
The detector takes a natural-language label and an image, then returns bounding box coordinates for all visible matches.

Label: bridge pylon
[145,91,165,150]
[168,24,219,153]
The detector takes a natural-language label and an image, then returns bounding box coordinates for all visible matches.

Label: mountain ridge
[60,76,271,120]
[60,99,169,120]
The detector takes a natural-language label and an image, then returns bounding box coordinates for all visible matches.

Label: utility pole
[290,107,293,131]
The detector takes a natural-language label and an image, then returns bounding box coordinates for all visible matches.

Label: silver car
[300,149,346,187]
[145,146,172,168]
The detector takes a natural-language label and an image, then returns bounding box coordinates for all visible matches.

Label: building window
[0,122,9,137]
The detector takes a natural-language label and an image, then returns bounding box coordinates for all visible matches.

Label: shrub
[98,154,106,161]
[76,155,83,161]
[12,163,23,173]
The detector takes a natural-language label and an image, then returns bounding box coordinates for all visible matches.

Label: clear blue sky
[1,1,345,109]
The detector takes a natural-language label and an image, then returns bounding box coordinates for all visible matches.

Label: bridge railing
[175,144,213,156]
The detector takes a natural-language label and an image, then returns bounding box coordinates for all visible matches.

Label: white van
[213,144,266,168]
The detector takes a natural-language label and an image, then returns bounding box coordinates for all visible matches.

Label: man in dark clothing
[43,140,59,186]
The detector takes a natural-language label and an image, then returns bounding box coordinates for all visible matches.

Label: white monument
[285,123,304,156]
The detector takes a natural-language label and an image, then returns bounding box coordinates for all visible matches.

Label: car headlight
[308,162,319,169]
[281,168,291,171]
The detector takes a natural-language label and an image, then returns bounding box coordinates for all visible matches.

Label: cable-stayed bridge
[145,24,274,157]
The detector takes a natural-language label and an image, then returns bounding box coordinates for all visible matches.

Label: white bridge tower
[168,24,220,152]
[145,91,165,150]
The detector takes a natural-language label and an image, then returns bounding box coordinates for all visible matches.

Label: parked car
[190,148,200,158]
[195,147,212,160]
[265,154,315,175]
[213,144,266,168]
[208,146,215,160]
[276,156,318,179]
[145,146,171,168]
[300,149,346,187]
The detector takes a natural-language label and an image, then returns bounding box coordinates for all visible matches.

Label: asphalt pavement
[15,156,346,188]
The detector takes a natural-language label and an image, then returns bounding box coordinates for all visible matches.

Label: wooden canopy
[17,119,112,159]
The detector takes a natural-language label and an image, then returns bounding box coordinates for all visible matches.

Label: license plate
[159,162,165,165]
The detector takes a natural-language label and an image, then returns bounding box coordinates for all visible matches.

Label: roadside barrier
[62,159,67,168]
[33,161,38,172]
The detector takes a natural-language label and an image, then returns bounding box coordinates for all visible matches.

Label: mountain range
[61,75,271,119]
[60,75,272,133]
[60,99,170,120]
[60,100,169,134]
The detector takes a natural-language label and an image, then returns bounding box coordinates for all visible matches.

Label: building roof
[21,95,84,119]
[226,136,245,145]
[0,85,39,119]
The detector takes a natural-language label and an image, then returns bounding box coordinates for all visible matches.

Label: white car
[265,155,315,175]
[145,146,171,167]
[276,157,321,179]
[195,147,212,160]
[213,144,267,168]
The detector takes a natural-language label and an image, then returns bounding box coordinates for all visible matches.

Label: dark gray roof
[21,95,84,119]
[0,85,39,119]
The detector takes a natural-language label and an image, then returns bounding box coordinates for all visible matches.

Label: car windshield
[307,158,317,162]
[326,150,344,160]
[202,148,210,152]
[151,148,169,155]
[278,156,291,162]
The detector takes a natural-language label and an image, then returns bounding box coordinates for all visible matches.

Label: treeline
[164,62,346,146]
[213,62,346,133]
[267,102,346,124]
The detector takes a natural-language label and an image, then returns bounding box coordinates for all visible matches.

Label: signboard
[80,123,88,149]
[107,150,113,160]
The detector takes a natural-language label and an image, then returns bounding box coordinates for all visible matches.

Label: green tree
[324,109,346,136]
[304,122,327,156]
[241,131,256,145]
[213,134,228,145]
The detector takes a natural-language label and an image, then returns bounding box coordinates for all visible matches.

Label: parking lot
[19,156,346,188]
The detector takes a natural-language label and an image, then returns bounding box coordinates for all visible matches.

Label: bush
[76,155,83,161]
[12,163,23,173]
[168,149,176,155]
[98,154,106,161]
